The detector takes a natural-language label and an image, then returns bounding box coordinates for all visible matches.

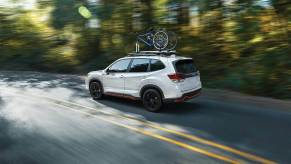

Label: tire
[89,81,103,100]
[142,89,163,112]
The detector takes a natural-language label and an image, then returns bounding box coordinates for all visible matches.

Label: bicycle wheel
[153,31,168,50]
[166,31,177,50]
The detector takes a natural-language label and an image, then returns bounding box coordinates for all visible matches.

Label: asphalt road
[0,71,290,164]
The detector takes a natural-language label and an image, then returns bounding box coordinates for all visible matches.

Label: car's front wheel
[142,89,163,112]
[89,81,103,100]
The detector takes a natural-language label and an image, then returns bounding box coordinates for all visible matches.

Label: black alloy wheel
[142,89,162,112]
[89,81,103,100]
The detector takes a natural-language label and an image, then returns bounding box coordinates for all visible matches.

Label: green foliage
[0,0,290,99]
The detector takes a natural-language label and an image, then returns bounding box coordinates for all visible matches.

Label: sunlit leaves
[78,6,92,19]
[249,35,263,43]
[1,0,290,98]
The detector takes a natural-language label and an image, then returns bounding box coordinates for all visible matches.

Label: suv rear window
[175,59,197,74]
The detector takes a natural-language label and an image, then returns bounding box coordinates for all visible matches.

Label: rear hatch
[173,59,200,92]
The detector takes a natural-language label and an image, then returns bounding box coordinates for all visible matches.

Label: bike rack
[129,50,176,56]
[133,41,176,56]
[135,42,140,53]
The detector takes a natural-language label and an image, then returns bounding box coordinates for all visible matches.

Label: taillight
[168,73,185,82]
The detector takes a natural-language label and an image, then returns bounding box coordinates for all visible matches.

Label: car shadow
[163,102,203,114]
[97,95,202,116]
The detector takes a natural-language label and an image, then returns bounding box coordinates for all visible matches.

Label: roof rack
[128,50,176,56]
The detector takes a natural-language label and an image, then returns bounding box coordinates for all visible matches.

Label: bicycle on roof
[136,28,177,51]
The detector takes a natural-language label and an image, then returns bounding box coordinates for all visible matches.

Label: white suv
[86,52,202,112]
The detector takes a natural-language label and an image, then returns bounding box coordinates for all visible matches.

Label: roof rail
[128,50,176,56]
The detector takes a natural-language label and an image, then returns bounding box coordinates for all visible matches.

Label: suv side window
[107,59,131,73]
[150,59,165,71]
[129,58,150,72]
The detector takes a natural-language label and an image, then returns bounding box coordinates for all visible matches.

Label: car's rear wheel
[89,81,103,100]
[142,89,162,112]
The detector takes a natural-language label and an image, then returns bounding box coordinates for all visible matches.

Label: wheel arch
[140,84,165,99]
[89,78,103,89]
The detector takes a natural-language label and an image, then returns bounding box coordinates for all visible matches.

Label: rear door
[174,59,200,92]
[123,58,150,97]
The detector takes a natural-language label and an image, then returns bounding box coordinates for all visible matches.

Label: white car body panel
[102,73,125,94]
[123,72,151,97]
[86,54,202,101]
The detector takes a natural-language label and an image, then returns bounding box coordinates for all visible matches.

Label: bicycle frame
[135,28,176,51]
[137,31,155,47]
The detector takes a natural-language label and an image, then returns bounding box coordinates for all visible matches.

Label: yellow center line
[50,102,239,164]
[146,124,276,164]
[42,96,276,164]
[0,89,277,164]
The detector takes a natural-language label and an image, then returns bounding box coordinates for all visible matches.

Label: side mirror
[105,69,110,75]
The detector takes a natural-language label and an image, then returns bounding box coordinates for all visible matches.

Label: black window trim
[107,58,166,73]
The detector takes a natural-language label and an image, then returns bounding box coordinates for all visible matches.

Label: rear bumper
[163,88,201,103]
